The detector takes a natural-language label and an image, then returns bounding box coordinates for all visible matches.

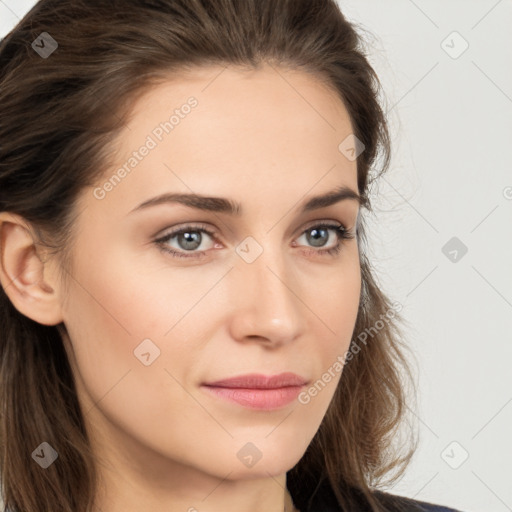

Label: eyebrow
[128,185,363,216]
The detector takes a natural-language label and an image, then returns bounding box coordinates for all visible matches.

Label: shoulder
[302,477,464,512]
[372,490,464,512]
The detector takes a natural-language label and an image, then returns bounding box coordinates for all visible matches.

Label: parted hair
[0,1,418,511]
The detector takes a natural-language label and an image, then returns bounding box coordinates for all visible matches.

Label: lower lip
[201,385,304,410]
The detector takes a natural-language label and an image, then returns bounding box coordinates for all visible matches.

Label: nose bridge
[229,241,305,344]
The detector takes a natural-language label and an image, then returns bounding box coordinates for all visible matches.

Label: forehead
[127,63,351,124]
[90,64,358,218]
[118,63,354,154]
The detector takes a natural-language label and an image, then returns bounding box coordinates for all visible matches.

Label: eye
[154,221,355,260]
[154,223,218,259]
[294,222,355,257]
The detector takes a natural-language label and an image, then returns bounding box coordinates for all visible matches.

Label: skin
[0,63,361,512]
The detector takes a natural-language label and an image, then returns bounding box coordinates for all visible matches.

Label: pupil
[308,228,328,247]
[179,231,201,250]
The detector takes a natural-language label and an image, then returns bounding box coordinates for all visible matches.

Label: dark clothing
[296,476,462,512]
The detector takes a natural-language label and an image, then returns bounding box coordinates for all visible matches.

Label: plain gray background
[1,1,511,511]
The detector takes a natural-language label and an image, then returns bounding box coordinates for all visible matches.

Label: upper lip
[203,372,308,389]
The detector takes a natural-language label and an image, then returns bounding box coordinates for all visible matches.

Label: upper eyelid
[156,222,216,240]
[157,219,348,239]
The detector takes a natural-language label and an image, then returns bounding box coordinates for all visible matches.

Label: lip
[203,372,308,389]
[201,372,308,410]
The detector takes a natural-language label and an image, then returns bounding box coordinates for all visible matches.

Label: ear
[0,212,64,326]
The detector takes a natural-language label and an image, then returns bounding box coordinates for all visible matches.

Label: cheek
[60,250,211,461]
[305,256,361,400]
[310,255,361,352]
[60,245,195,412]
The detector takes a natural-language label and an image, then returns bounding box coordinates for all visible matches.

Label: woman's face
[58,64,361,492]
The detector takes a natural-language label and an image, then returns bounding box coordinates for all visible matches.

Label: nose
[227,246,306,347]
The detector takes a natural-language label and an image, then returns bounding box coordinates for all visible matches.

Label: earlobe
[0,213,64,326]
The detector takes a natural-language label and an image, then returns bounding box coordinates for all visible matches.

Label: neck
[94,463,296,512]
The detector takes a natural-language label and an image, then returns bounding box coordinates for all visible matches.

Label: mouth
[201,372,308,410]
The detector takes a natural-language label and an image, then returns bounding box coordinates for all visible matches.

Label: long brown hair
[0,1,419,511]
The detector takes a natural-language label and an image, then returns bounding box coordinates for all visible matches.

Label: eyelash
[154,222,355,260]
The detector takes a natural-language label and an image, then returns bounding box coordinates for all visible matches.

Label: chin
[224,460,297,481]
[228,445,305,480]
